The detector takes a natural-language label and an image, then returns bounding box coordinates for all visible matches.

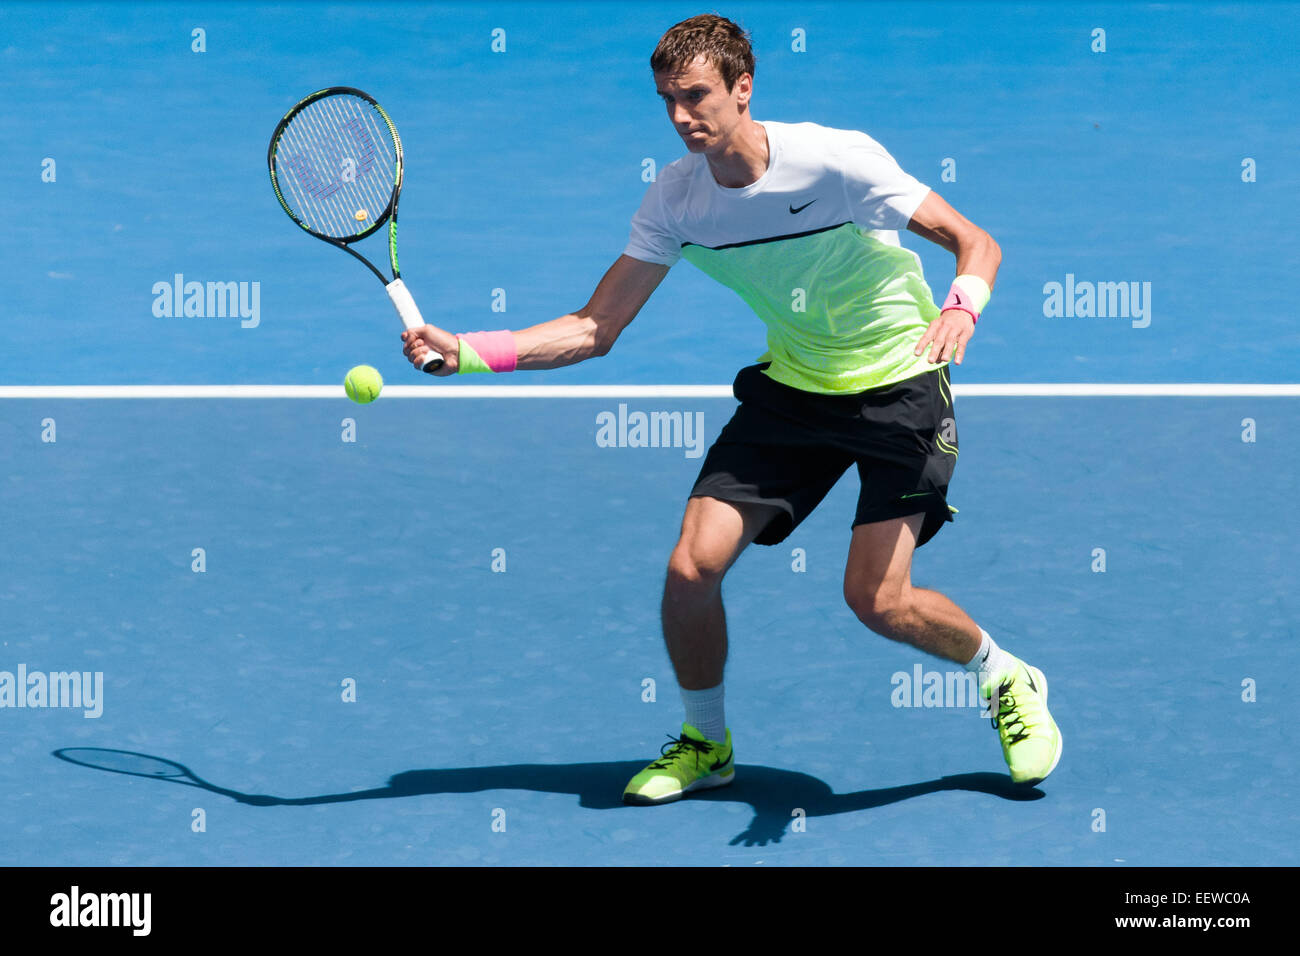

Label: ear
[735,72,753,109]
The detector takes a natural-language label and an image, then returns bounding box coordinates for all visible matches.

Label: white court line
[0,384,1296,399]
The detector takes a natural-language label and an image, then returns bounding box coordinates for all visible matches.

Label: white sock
[965,627,1014,688]
[679,684,726,743]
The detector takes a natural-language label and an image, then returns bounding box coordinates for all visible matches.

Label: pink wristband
[942,284,979,325]
[458,330,517,373]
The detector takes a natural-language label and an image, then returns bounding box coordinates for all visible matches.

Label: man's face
[654,56,750,153]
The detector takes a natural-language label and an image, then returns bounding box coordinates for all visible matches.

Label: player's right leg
[662,495,779,690]
[622,496,779,806]
[623,363,852,805]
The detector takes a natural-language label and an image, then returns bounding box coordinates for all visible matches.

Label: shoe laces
[990,679,1032,745]
[649,733,714,770]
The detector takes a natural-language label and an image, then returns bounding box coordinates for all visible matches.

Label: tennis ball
[344,365,383,404]
[355,209,368,221]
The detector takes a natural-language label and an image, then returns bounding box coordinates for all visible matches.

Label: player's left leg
[843,513,1063,785]
[842,512,980,663]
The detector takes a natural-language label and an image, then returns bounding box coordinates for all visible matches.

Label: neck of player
[707,118,769,189]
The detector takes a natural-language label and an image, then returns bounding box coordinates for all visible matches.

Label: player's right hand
[401,325,458,376]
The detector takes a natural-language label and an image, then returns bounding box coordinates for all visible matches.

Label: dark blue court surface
[2,2,1297,866]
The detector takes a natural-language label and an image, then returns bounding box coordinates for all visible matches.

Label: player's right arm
[512,255,670,370]
[400,254,669,375]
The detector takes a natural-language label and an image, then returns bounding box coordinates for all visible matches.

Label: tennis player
[402,14,1062,802]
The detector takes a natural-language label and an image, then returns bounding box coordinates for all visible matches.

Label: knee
[844,584,910,636]
[664,547,726,600]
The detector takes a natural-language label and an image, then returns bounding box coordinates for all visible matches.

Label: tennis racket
[267,86,443,372]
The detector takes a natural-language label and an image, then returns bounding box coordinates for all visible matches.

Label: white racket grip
[386,279,444,371]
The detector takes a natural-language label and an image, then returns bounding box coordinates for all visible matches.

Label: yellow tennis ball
[344,365,383,404]
[355,209,368,221]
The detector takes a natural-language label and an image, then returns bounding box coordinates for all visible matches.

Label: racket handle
[386,278,445,372]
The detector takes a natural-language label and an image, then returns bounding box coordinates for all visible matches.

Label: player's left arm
[905,191,1002,365]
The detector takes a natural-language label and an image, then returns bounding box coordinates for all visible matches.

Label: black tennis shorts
[690,362,959,548]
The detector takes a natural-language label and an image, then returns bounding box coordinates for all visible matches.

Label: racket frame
[267,86,404,281]
[268,87,443,370]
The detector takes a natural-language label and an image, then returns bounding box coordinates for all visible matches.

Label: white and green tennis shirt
[624,120,944,394]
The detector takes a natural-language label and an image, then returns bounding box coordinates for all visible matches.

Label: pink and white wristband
[942,274,992,325]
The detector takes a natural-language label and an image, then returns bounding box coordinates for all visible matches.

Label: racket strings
[318,96,391,222]
[273,93,399,240]
[292,101,377,236]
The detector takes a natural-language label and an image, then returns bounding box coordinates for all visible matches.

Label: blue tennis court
[2,1,1297,867]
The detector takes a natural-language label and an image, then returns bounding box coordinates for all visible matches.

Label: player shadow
[53,748,1041,847]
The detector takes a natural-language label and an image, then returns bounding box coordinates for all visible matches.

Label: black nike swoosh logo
[710,752,732,772]
[789,199,817,214]
[979,649,990,665]
[1026,672,1038,692]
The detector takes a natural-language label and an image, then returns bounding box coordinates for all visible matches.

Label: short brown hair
[650,14,755,92]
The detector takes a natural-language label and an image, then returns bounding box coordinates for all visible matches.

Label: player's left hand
[915,309,975,365]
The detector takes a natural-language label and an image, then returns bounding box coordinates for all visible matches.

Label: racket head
[53,747,200,784]
[268,86,404,244]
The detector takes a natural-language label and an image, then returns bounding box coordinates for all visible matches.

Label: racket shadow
[53,747,1041,846]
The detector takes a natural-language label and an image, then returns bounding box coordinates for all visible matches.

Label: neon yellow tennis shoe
[982,658,1063,786]
[623,723,734,806]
